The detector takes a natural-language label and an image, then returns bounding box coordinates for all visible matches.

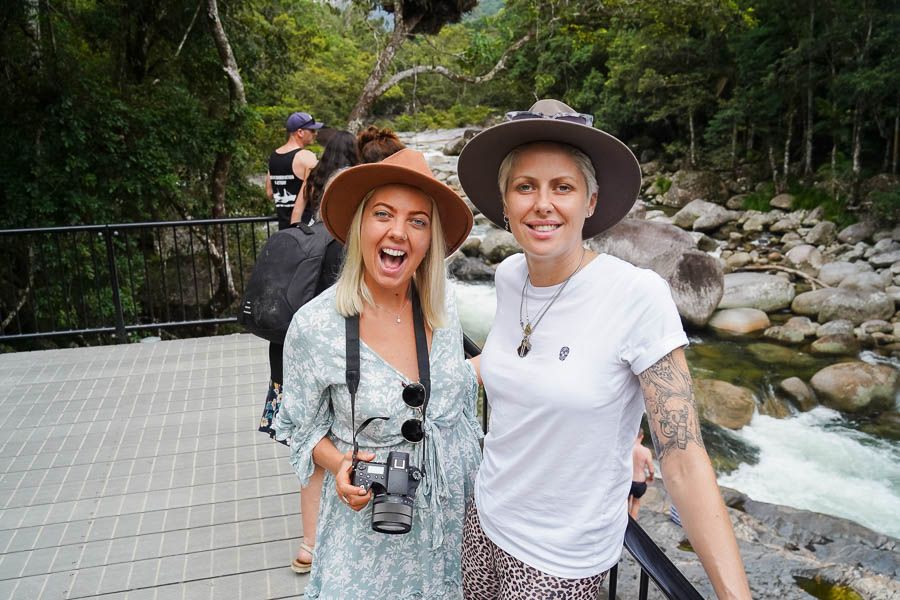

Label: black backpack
[238,222,337,344]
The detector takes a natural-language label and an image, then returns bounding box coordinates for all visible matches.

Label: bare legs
[297,465,324,563]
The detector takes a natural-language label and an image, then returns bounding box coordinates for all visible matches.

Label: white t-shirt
[475,253,688,578]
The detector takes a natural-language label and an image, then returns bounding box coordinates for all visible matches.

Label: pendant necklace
[372,289,410,325]
[517,248,586,358]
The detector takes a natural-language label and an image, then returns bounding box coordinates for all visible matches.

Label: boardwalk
[0,334,307,600]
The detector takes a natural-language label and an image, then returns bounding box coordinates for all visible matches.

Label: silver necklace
[372,289,410,325]
[517,248,586,358]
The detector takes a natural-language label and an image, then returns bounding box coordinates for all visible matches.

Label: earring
[503,214,510,231]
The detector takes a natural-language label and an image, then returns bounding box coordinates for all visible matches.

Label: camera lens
[372,496,414,534]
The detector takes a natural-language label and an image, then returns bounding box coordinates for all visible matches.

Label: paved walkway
[0,334,307,600]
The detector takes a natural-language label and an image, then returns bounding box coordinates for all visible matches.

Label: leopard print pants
[461,502,607,599]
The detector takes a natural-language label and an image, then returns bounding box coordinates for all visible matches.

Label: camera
[352,451,422,534]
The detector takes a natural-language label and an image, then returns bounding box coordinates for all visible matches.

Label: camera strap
[345,283,431,469]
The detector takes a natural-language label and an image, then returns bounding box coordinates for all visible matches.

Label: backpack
[238,222,336,344]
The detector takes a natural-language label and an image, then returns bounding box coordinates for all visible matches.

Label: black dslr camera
[352,451,422,534]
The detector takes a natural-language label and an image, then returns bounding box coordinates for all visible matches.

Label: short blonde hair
[334,187,447,329]
[497,141,599,207]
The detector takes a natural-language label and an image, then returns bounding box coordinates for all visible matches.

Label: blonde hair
[497,141,599,206]
[334,187,447,329]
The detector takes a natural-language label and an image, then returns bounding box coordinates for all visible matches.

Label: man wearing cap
[266,111,323,230]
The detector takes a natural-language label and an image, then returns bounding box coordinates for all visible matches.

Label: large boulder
[659,170,727,208]
[769,193,795,210]
[446,254,496,282]
[839,270,892,291]
[694,379,756,429]
[792,287,895,325]
[810,362,899,413]
[810,333,860,356]
[719,272,796,312]
[778,377,817,411]
[589,219,724,326]
[479,229,521,264]
[869,248,900,268]
[671,199,738,232]
[805,221,837,246]
[708,308,771,335]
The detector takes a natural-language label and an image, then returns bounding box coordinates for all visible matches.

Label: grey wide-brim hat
[457,99,641,239]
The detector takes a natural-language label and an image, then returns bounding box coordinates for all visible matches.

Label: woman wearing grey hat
[456,100,751,599]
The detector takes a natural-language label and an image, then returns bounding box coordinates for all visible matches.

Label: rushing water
[452,280,900,539]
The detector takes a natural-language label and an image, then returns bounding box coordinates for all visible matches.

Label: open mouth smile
[379,247,407,271]
[526,223,561,233]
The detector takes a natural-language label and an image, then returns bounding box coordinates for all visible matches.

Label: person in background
[267,111,322,230]
[291,131,360,226]
[275,148,482,598]
[629,429,655,519]
[276,130,361,574]
[457,99,751,599]
[357,125,405,164]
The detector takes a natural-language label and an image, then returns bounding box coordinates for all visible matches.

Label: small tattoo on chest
[559,346,570,361]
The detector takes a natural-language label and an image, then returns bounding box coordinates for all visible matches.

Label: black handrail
[0,216,276,342]
[462,334,704,600]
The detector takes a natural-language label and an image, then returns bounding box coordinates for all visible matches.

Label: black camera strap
[346,283,431,470]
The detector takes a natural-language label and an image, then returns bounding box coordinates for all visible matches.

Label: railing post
[103,226,127,342]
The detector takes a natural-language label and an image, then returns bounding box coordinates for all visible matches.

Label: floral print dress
[274,284,483,600]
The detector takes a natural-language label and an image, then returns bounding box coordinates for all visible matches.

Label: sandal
[290,542,314,574]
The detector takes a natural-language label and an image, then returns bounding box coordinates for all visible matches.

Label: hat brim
[457,119,641,238]
[320,163,474,255]
[303,122,324,130]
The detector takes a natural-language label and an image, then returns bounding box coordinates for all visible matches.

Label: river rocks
[442,128,479,156]
[838,222,876,244]
[479,229,521,263]
[765,316,818,345]
[778,377,817,411]
[809,361,899,413]
[810,333,859,356]
[839,270,892,290]
[869,248,900,268]
[818,260,873,286]
[784,244,824,274]
[672,199,738,231]
[860,319,893,334]
[769,193,795,210]
[770,215,801,233]
[719,272,795,312]
[589,219,724,326]
[817,319,854,337]
[805,221,837,246]
[726,194,748,209]
[725,252,753,271]
[747,343,819,367]
[742,210,780,232]
[694,379,756,429]
[659,170,727,208]
[709,308,770,335]
[446,253,496,282]
[792,287,895,325]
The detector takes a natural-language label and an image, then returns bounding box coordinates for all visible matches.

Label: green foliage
[869,190,900,225]
[388,104,496,131]
[741,185,774,212]
[654,176,673,195]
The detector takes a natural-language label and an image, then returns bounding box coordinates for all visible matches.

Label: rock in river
[809,361,899,414]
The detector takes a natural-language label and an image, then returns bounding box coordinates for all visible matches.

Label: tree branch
[175,0,203,59]
[205,0,246,107]
[374,30,535,98]
[736,264,830,289]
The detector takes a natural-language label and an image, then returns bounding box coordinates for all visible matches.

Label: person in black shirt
[266,111,322,230]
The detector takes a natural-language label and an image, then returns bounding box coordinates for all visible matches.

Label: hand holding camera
[335,449,374,511]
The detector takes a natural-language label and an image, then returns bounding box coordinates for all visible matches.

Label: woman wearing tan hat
[456,100,751,599]
[274,148,482,599]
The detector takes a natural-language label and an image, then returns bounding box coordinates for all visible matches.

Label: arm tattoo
[638,351,705,460]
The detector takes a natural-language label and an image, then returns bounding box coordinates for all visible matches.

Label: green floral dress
[274,284,483,600]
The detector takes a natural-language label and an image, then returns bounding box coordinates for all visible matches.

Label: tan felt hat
[457,99,641,239]
[320,148,474,254]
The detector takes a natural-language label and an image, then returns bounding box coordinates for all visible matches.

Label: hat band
[505,110,595,127]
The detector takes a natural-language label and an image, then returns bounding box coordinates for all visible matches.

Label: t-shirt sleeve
[619,270,689,375]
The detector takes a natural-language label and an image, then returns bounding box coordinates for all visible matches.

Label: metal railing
[0,216,277,343]
[464,334,704,600]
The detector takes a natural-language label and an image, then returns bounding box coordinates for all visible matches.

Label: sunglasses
[505,110,595,127]
[400,381,427,443]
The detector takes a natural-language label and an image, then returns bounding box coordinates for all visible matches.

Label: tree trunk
[768,144,778,191]
[347,3,423,134]
[851,102,862,206]
[803,0,815,179]
[893,94,898,175]
[688,109,696,167]
[746,123,754,157]
[24,0,41,68]
[831,142,838,201]
[783,109,795,190]
[205,0,243,306]
[730,119,738,173]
